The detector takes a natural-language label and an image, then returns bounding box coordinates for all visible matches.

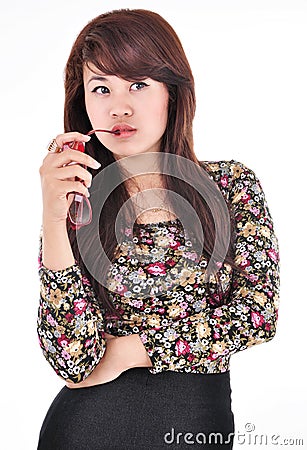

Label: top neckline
[133,217,180,228]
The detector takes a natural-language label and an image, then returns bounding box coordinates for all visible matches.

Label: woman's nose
[110,100,133,118]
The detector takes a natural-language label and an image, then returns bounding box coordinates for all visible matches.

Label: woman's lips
[114,129,137,138]
[111,124,137,138]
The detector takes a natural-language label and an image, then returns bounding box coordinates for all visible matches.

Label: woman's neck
[125,173,164,195]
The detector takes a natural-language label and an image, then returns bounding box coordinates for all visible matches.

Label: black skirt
[37,368,235,449]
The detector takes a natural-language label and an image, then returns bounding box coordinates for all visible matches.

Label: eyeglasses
[66,139,92,230]
[65,128,120,230]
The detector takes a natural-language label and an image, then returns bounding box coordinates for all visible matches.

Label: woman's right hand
[39,132,101,223]
[65,334,153,389]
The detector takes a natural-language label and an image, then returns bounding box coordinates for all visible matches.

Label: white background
[1,0,306,449]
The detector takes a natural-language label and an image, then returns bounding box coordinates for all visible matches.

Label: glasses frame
[66,138,92,230]
[65,128,118,229]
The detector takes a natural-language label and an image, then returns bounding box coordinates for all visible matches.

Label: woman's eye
[92,86,110,95]
[130,82,149,91]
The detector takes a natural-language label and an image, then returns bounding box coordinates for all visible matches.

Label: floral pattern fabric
[37,159,280,382]
[37,251,106,382]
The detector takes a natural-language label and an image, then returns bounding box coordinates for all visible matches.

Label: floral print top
[37,159,280,383]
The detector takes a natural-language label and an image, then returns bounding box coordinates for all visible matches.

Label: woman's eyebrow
[87,75,109,85]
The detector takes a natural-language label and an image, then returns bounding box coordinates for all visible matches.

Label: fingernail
[83,135,91,141]
[93,161,101,168]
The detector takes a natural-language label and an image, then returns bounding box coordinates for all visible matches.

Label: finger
[47,148,101,170]
[60,180,90,198]
[57,165,92,187]
[54,132,91,148]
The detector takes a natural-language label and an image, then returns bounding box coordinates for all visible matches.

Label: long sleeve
[138,160,281,373]
[36,227,107,383]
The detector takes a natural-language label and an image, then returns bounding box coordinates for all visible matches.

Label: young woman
[37,8,280,449]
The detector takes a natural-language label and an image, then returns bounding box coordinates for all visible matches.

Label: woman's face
[83,63,169,160]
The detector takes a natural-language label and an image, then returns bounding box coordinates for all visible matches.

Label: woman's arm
[37,133,108,383]
[37,226,107,383]
[138,161,280,372]
[41,215,76,270]
[38,222,153,386]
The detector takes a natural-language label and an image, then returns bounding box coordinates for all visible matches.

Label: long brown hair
[63,8,247,320]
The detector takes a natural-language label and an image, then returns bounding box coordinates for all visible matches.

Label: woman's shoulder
[199,158,246,175]
[199,159,269,208]
[199,158,247,195]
